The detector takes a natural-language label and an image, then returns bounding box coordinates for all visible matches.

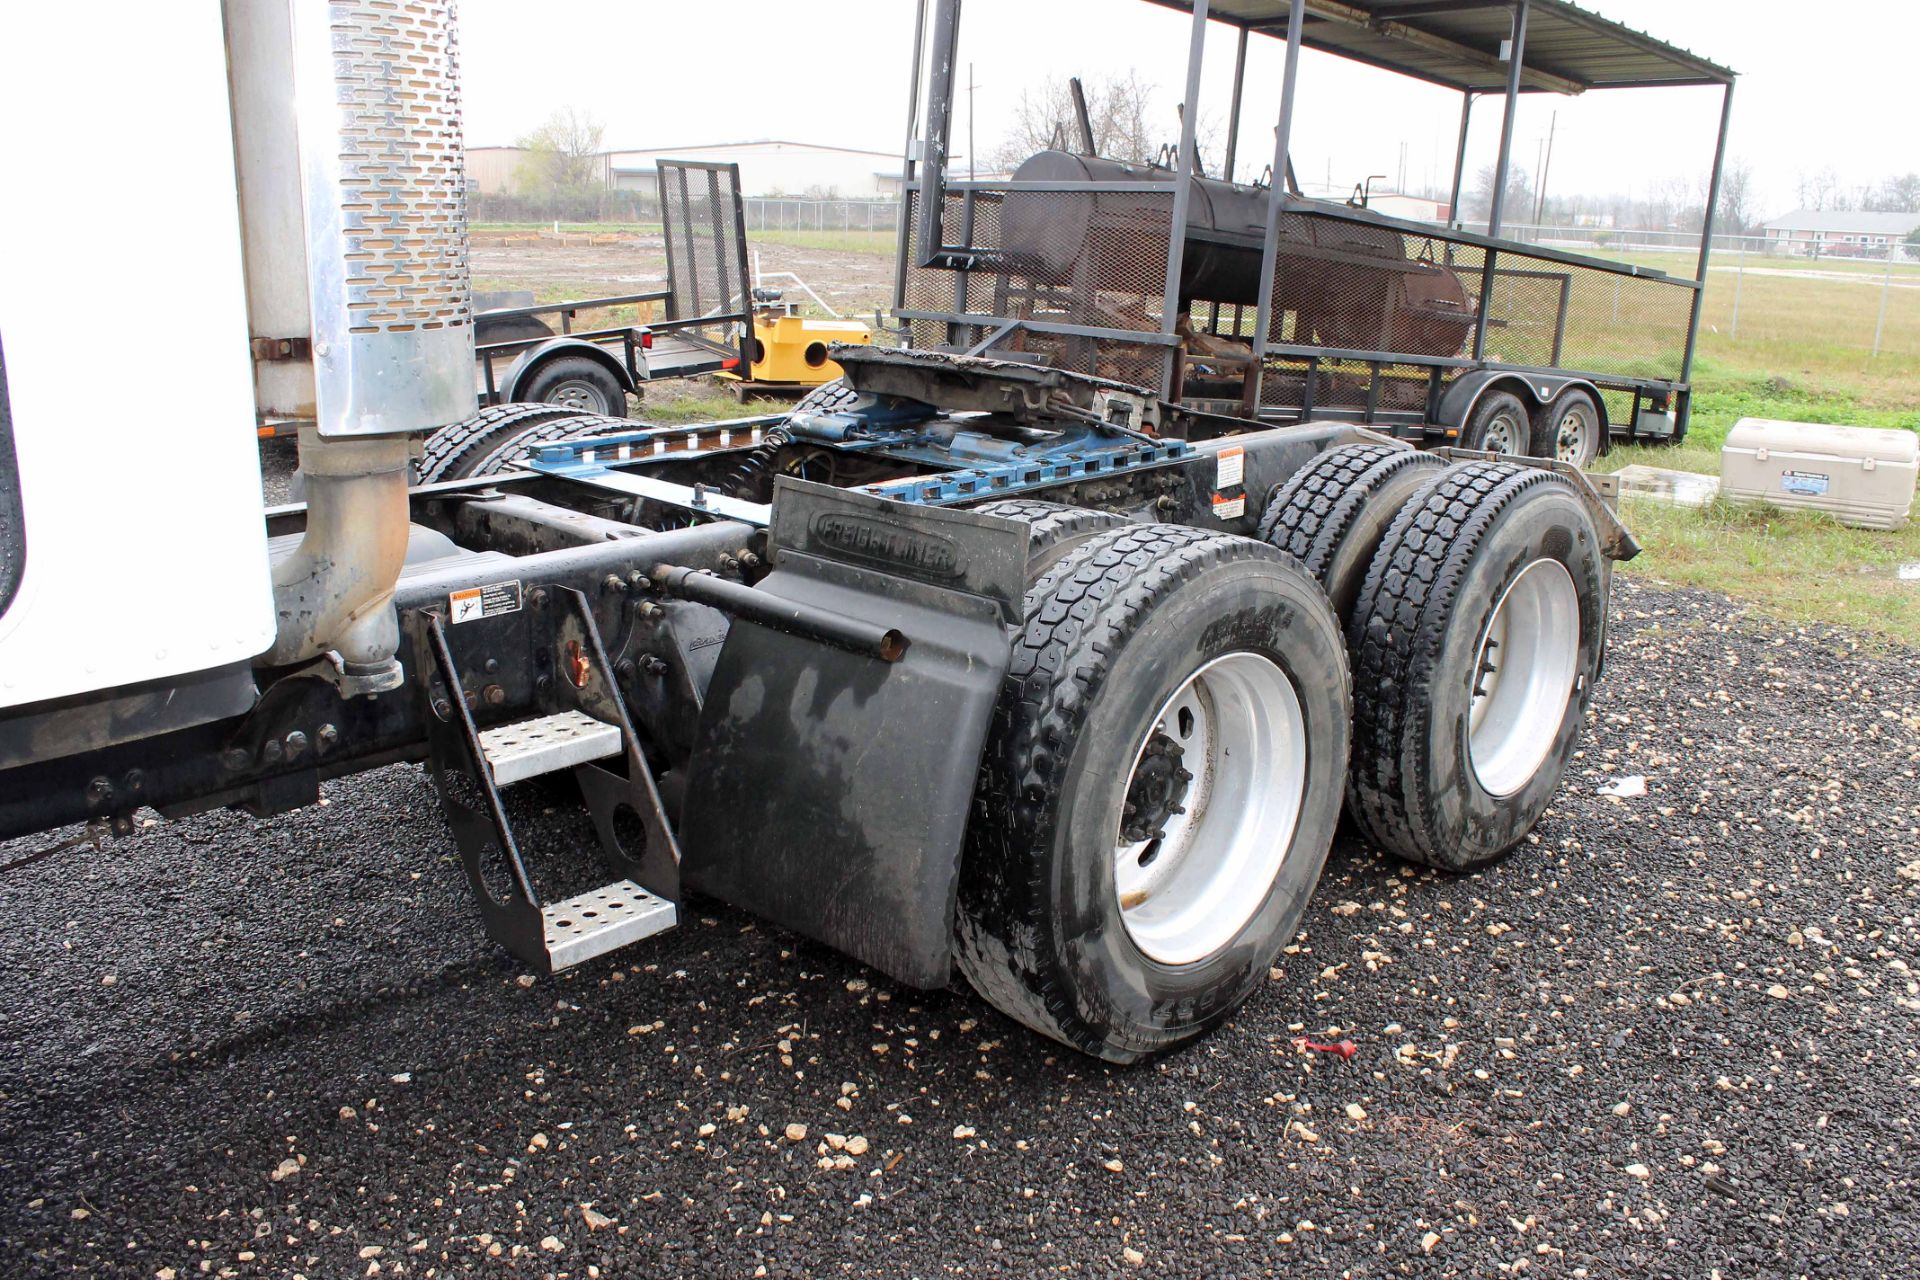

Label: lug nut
[432,697,454,719]
[483,684,506,706]
[317,723,339,753]
[284,730,309,760]
[261,738,284,765]
[603,573,627,594]
[640,655,669,677]
[222,747,250,772]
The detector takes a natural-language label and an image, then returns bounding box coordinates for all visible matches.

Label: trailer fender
[678,478,1030,989]
[499,338,637,402]
[1438,370,1608,438]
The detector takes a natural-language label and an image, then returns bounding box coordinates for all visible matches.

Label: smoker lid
[1141,0,1734,94]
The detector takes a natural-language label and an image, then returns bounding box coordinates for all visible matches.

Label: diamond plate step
[542,880,677,970]
[479,710,622,786]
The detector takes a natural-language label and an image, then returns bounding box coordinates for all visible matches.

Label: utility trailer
[466,160,756,418]
[890,0,1736,469]
[0,0,1688,1062]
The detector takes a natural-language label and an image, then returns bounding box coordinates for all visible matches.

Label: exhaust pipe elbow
[266,429,412,685]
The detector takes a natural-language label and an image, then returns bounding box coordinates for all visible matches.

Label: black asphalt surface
[3,577,1917,1278]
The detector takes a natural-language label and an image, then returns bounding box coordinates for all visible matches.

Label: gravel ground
[2,577,1917,1279]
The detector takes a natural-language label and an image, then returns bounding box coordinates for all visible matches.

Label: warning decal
[1215,445,1246,490]
[1212,493,1247,520]
[449,580,524,624]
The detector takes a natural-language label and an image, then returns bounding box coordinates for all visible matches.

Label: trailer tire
[1531,388,1602,468]
[1457,389,1534,456]
[970,498,1128,578]
[955,524,1351,1063]
[415,403,589,485]
[1346,461,1606,872]
[1256,443,1448,624]
[519,355,628,418]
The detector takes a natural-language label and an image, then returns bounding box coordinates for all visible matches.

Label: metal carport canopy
[1142,0,1734,93]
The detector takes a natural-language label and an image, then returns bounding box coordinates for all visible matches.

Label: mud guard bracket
[679,478,1027,988]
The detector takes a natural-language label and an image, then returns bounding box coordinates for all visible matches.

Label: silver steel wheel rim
[548,379,604,411]
[1114,652,1308,966]
[1554,403,1596,464]
[1482,408,1525,454]
[1468,558,1580,797]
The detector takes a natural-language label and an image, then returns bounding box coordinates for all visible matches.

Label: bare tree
[514,107,606,195]
[1463,164,1534,225]
[1867,172,1920,213]
[990,71,1213,172]
[1714,159,1756,234]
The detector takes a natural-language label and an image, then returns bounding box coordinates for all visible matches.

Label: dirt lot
[471,233,898,323]
[3,578,1918,1278]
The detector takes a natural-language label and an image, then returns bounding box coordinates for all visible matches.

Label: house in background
[1761,209,1920,257]
[605,141,907,199]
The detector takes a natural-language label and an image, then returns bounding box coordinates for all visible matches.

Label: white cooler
[1720,418,1918,530]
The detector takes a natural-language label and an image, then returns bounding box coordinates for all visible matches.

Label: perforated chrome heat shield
[291,0,474,436]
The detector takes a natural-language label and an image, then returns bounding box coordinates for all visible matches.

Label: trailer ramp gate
[679,478,1028,988]
[649,160,753,379]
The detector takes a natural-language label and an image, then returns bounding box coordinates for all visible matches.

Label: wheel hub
[1468,557,1581,796]
[1120,732,1191,846]
[1112,652,1309,966]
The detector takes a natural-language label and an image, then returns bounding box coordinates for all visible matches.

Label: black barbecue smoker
[888,0,1736,465]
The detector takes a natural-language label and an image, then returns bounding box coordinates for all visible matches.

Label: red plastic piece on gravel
[1294,1037,1357,1060]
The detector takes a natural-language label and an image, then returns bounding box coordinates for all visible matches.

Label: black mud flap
[680,478,1026,988]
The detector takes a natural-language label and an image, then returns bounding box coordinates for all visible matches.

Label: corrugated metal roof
[1141,1,1734,93]
[1762,209,1920,235]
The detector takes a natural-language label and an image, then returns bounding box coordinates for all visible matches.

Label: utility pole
[1532,111,1556,224]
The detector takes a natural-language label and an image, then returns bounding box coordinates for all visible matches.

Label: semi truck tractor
[0,0,1669,1061]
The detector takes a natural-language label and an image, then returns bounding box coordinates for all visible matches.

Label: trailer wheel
[970,498,1127,578]
[519,355,629,418]
[1532,388,1602,469]
[955,524,1350,1062]
[1256,443,1447,623]
[1457,389,1533,455]
[1346,461,1606,871]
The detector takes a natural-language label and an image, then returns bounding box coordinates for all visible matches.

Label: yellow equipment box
[748,314,871,385]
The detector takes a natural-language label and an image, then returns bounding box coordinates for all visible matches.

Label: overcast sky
[460,0,1918,218]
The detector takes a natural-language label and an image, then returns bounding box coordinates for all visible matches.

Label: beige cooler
[1720,418,1918,530]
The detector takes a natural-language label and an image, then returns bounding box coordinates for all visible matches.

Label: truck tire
[969,498,1128,578]
[518,355,628,418]
[1532,388,1603,469]
[1457,389,1533,455]
[1256,443,1447,624]
[789,378,857,416]
[457,412,637,479]
[1346,461,1606,872]
[954,524,1351,1063]
[415,402,586,485]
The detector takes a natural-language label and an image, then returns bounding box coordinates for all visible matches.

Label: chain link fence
[1491,223,1917,358]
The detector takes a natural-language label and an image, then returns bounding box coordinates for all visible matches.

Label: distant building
[1364,192,1450,223]
[1761,209,1920,256]
[605,140,904,199]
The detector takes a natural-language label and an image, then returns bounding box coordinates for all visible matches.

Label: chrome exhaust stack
[225,0,475,690]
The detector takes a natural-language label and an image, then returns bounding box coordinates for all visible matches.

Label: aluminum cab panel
[0,5,274,707]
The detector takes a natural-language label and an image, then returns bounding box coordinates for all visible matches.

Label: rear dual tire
[955,523,1350,1063]
[1345,461,1606,870]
